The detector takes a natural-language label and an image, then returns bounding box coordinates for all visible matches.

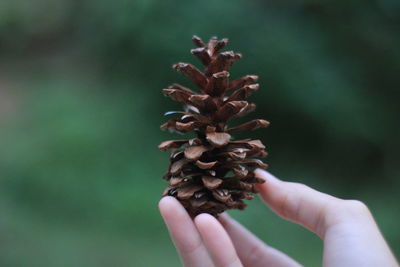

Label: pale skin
[159,169,399,267]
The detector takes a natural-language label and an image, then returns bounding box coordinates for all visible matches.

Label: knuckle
[179,239,203,255]
[277,193,290,218]
[343,199,369,212]
[286,182,308,189]
[288,182,314,194]
[324,199,372,231]
[277,191,302,221]
[246,244,265,266]
[335,199,371,219]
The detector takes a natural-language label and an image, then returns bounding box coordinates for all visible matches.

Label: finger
[219,213,302,267]
[255,169,340,237]
[158,197,214,267]
[255,171,400,266]
[195,213,243,267]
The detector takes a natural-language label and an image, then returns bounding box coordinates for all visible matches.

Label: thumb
[255,169,340,238]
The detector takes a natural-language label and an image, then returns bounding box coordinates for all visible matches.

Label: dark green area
[0,0,399,266]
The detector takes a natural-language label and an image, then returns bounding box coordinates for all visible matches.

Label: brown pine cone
[159,36,269,217]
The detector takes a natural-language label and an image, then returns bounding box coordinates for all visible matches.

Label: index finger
[159,197,214,267]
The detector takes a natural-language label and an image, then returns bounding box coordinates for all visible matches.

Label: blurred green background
[0,0,399,266]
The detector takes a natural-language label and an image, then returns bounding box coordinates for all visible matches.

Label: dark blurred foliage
[0,0,399,266]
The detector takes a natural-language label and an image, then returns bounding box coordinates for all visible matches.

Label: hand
[159,169,399,267]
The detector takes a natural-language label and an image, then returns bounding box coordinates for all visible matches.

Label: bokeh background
[1,0,399,266]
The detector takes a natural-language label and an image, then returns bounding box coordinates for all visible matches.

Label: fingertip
[254,168,267,178]
[158,196,175,212]
[195,213,225,235]
[195,213,216,228]
[158,196,186,219]
[255,169,281,183]
[158,199,215,266]
[195,213,242,266]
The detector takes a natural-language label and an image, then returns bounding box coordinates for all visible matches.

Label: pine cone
[159,36,269,217]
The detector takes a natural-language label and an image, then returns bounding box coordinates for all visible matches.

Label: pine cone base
[159,36,269,217]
